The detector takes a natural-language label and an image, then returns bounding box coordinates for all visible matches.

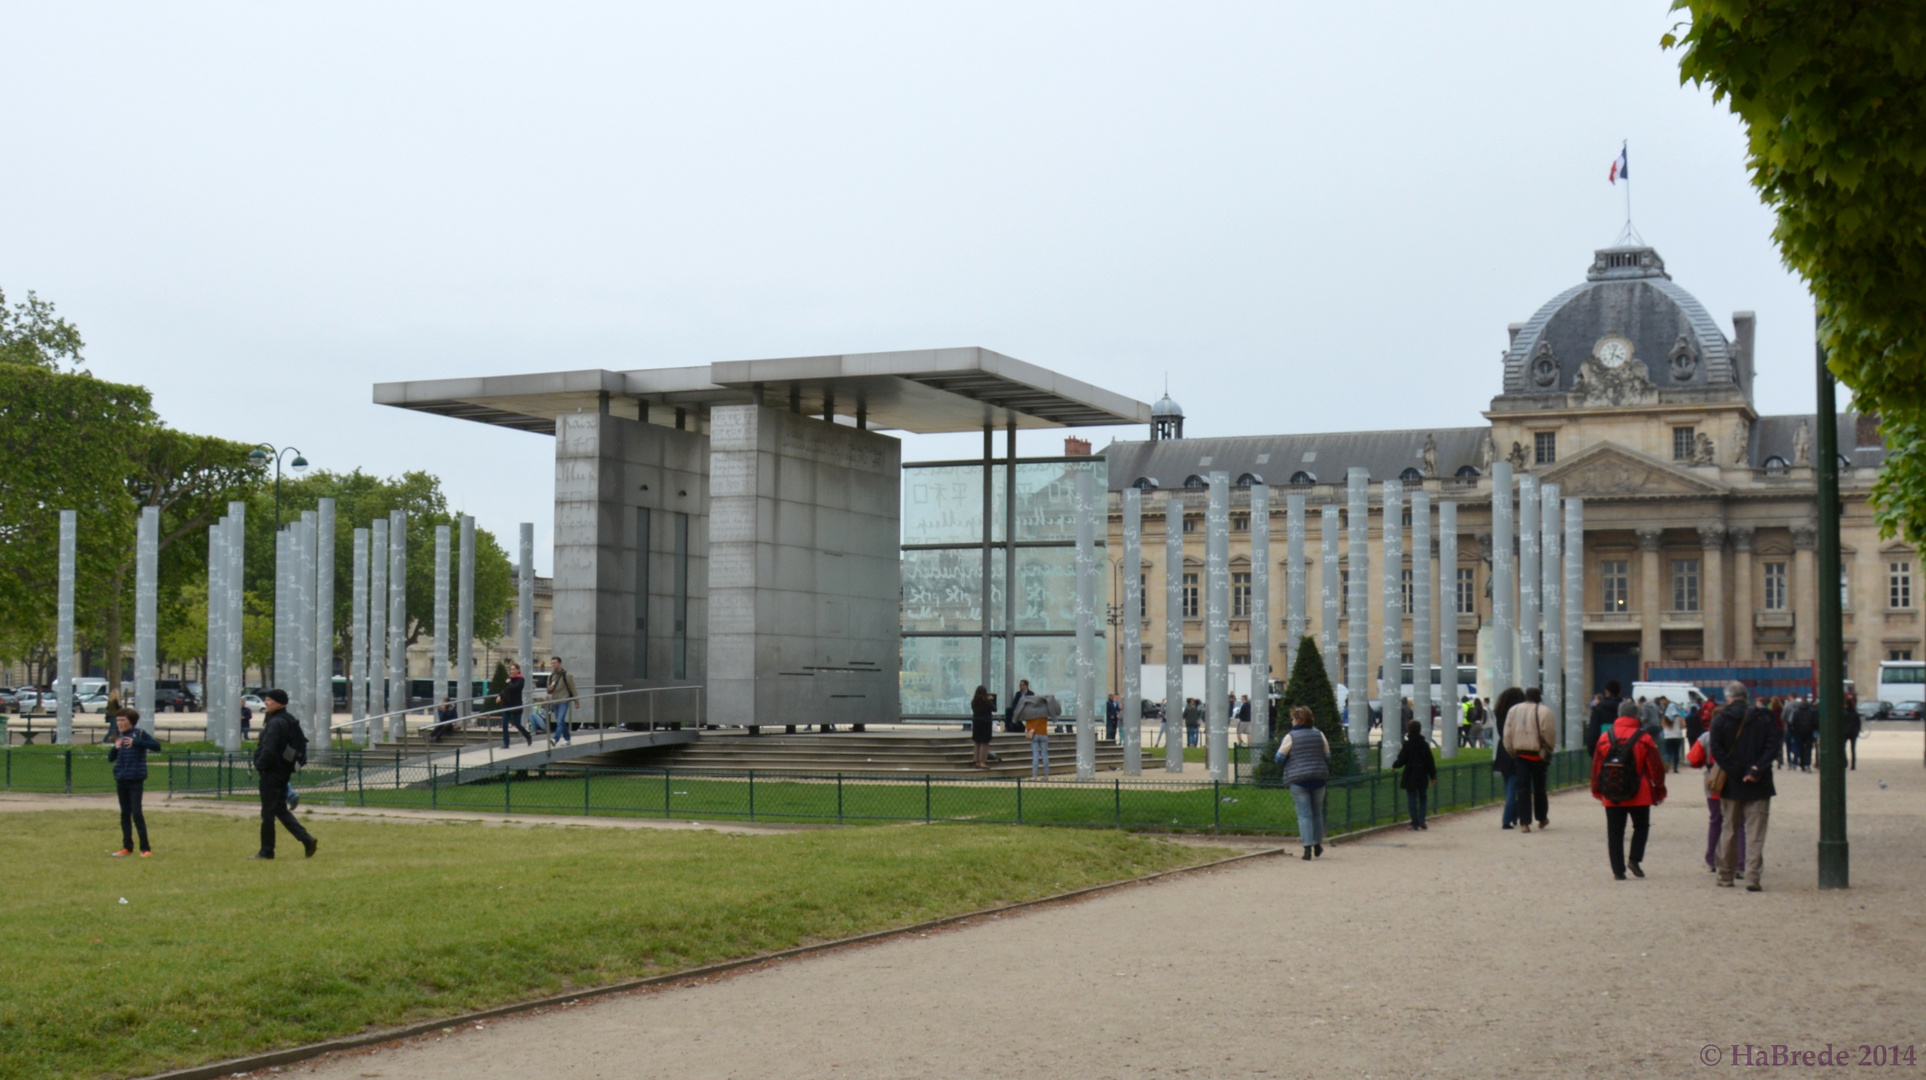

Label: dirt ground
[180,729,1926,1078]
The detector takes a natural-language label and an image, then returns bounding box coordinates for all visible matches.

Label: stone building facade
[1105,244,1915,700]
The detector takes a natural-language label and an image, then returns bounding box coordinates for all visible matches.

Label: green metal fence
[0,746,1591,837]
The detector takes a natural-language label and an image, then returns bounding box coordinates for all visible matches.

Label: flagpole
[1623,140,1631,232]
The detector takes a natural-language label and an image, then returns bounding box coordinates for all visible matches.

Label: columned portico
[1731,526,1755,661]
[1701,525,1727,661]
[1638,528,1663,667]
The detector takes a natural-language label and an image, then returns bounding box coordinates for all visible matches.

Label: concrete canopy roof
[373,348,1149,436]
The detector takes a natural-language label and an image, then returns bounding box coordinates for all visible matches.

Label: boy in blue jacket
[107,709,161,856]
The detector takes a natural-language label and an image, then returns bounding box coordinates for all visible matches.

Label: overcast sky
[3,2,1818,575]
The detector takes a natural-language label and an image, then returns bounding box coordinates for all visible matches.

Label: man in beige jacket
[1502,686,1559,832]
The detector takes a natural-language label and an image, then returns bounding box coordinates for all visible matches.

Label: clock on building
[1594,335,1633,367]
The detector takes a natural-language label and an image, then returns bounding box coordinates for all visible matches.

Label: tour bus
[1373,664,1480,707]
[1876,660,1925,716]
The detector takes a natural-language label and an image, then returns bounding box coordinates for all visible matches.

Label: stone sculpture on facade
[1692,432,1716,466]
[1507,441,1529,471]
[1478,433,1497,471]
[1422,433,1438,477]
[1732,421,1750,467]
[1793,419,1813,466]
[1572,353,1659,407]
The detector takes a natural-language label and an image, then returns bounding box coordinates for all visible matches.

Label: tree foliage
[1665,2,1926,543]
[1252,635,1354,784]
[257,470,517,673]
[0,288,86,371]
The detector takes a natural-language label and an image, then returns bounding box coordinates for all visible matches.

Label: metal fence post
[584,766,591,817]
[1115,779,1121,823]
[505,765,512,813]
[837,773,844,824]
[664,770,672,819]
[1016,777,1023,824]
[925,775,932,823]
[748,770,755,821]
[430,762,438,809]
[65,750,72,794]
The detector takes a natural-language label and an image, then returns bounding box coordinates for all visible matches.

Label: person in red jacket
[1591,703,1668,880]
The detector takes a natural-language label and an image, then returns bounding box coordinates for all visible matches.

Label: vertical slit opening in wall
[673,512,690,680]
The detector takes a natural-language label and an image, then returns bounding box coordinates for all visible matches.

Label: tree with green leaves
[0,288,86,371]
[1665,3,1926,544]
[1252,635,1353,784]
[257,470,516,683]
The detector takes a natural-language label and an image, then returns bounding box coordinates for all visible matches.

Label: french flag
[1609,143,1629,184]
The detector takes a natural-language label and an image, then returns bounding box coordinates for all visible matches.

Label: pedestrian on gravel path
[251,689,317,860]
[499,661,532,748]
[1274,705,1330,860]
[1686,725,1745,873]
[1183,698,1202,747]
[970,685,995,768]
[1491,687,1525,830]
[1591,704,1667,880]
[1710,681,1779,891]
[1503,686,1558,833]
[1393,720,1436,830]
[108,709,160,857]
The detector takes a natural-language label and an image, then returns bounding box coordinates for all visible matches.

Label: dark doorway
[1593,641,1640,696]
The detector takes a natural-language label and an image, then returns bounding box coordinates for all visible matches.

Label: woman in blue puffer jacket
[107,709,162,856]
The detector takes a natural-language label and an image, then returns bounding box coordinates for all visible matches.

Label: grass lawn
[0,809,1225,1080]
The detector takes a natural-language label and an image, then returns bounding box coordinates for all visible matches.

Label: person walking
[1686,719,1745,873]
[1393,719,1437,830]
[1274,705,1330,860]
[251,690,317,860]
[1105,692,1121,743]
[546,656,576,745]
[1503,686,1558,832]
[1585,680,1623,760]
[499,661,531,748]
[1490,687,1525,829]
[1711,682,1779,891]
[1183,698,1202,748]
[970,685,995,768]
[1591,700,1668,880]
[1843,703,1861,770]
[108,709,160,857]
[1787,696,1817,772]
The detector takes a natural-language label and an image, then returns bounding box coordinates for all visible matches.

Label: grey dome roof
[1151,393,1184,418]
[1503,246,1736,395]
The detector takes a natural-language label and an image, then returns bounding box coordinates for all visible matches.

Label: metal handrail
[326,682,634,735]
[342,683,704,758]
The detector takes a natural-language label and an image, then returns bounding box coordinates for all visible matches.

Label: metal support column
[368,516,388,742]
[314,498,335,758]
[1411,490,1431,741]
[1379,479,1403,768]
[1205,471,1231,781]
[207,521,225,748]
[1004,420,1017,702]
[388,510,408,739]
[1345,469,1370,755]
[1164,492,1184,773]
[1074,468,1097,780]
[1490,461,1514,692]
[434,524,451,710]
[1518,474,1540,691]
[1439,500,1459,758]
[1320,505,1339,687]
[1815,320,1849,889]
[1284,490,1305,665]
[1122,488,1143,775]
[1540,483,1562,730]
[135,505,159,732]
[352,527,370,745]
[224,503,245,753]
[1564,498,1585,750]
[1250,482,1272,751]
[981,423,994,696]
[458,515,476,725]
[296,511,317,740]
[518,523,535,693]
[56,510,76,744]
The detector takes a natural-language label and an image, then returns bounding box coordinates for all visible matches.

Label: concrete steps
[634,731,1152,779]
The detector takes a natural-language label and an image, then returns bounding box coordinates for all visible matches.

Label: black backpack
[1597,731,1642,803]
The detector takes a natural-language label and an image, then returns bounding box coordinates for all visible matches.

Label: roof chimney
[1064,436,1092,456]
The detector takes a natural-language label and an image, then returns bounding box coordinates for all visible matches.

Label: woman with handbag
[1686,715,1745,873]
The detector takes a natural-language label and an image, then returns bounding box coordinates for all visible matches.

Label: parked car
[154,680,200,713]
[1892,701,1925,722]
[1858,700,1890,721]
[76,693,113,714]
[0,689,16,711]
[242,694,265,712]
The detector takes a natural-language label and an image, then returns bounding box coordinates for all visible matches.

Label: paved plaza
[268,728,1926,1080]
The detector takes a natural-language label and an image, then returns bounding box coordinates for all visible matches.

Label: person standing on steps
[251,690,317,860]
[1004,679,1034,735]
[1710,681,1779,891]
[546,656,576,745]
[1491,687,1525,829]
[499,661,532,748]
[1393,719,1437,830]
[1105,692,1122,743]
[1018,691,1055,778]
[970,685,995,768]
[108,709,161,857]
[1503,686,1558,832]
[1274,705,1330,860]
[1591,699,1667,880]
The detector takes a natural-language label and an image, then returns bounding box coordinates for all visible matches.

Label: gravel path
[270,732,1926,1078]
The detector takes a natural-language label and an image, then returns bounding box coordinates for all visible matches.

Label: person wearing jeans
[1490,688,1525,830]
[1591,706,1668,879]
[107,710,160,856]
[1688,730,1746,871]
[1021,693,1055,778]
[1502,686,1559,832]
[499,662,531,748]
[1393,720,1436,830]
[1275,705,1331,860]
[546,656,576,745]
[1710,681,1780,891]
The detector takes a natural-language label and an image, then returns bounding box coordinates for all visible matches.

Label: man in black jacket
[1586,680,1623,761]
[1710,681,1779,891]
[252,689,318,860]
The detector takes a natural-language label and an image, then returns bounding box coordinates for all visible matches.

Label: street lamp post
[248,444,309,530]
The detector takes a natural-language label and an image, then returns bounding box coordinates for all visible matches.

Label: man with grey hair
[1709,681,1779,891]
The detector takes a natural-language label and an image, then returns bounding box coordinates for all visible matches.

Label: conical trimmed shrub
[1252,634,1354,783]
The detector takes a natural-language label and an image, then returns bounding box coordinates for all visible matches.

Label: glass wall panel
[902,458,1109,545]
[900,636,1004,718]
[1010,636,1108,719]
[902,549,1004,633]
